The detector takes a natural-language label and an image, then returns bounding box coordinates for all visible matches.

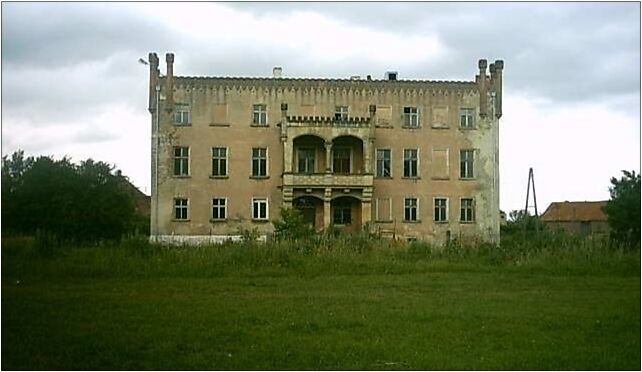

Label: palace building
[147,53,504,244]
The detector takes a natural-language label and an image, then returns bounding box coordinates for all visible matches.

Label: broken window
[460,149,474,179]
[376,149,391,177]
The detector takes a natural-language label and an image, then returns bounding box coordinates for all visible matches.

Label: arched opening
[331,195,362,232]
[331,135,364,174]
[292,134,326,174]
[293,195,323,229]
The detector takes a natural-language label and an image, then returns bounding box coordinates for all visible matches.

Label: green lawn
[2,240,640,370]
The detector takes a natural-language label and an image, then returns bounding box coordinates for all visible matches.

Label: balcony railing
[283,172,374,187]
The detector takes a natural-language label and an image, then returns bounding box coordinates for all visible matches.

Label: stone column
[363,139,373,174]
[324,141,333,173]
[361,200,372,226]
[323,188,332,228]
[283,138,293,173]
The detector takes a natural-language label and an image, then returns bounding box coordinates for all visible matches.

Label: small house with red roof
[540,201,609,236]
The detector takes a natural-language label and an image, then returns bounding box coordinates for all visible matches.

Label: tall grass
[2,230,639,281]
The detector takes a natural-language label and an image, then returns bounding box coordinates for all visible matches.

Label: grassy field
[2,236,640,370]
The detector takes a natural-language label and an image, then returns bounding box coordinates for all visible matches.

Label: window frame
[252,104,268,126]
[252,197,269,220]
[173,103,191,125]
[460,198,475,223]
[433,197,449,223]
[460,149,475,179]
[403,106,420,128]
[173,146,189,177]
[375,197,393,222]
[173,198,189,221]
[297,147,316,174]
[376,148,392,178]
[211,147,228,177]
[332,146,352,174]
[403,148,419,178]
[251,147,268,178]
[211,197,227,221]
[404,197,419,222]
[334,105,349,120]
[459,108,475,129]
[332,201,352,225]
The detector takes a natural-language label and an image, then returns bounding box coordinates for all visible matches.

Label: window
[403,149,418,178]
[333,148,351,174]
[404,198,418,222]
[298,148,315,174]
[174,104,190,125]
[252,198,268,220]
[334,106,349,120]
[403,106,419,127]
[211,147,227,177]
[376,149,391,177]
[212,198,227,220]
[460,198,475,222]
[174,198,188,220]
[459,108,475,129]
[460,149,474,178]
[173,147,189,176]
[333,201,352,225]
[252,104,267,125]
[434,198,448,222]
[252,148,267,177]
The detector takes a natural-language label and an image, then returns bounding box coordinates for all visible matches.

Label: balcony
[283,115,372,142]
[283,172,374,188]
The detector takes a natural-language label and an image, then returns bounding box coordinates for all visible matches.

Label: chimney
[492,60,503,118]
[385,71,398,81]
[148,52,159,113]
[165,53,175,112]
[273,67,282,78]
[477,59,488,117]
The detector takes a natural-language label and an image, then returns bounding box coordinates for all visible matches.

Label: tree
[603,170,641,246]
[2,150,141,243]
[272,208,314,242]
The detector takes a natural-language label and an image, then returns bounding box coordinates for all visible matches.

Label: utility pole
[523,167,539,239]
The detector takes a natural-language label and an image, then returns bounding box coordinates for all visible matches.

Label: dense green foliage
[603,170,641,246]
[2,150,143,243]
[272,208,314,242]
[2,235,639,370]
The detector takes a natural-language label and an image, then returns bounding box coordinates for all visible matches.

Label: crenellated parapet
[161,76,479,99]
[286,115,371,128]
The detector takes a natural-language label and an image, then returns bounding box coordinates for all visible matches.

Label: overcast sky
[2,2,640,213]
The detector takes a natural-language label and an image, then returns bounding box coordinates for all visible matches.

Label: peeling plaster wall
[150,54,502,244]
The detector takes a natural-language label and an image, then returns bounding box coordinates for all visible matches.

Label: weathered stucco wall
[149,53,502,244]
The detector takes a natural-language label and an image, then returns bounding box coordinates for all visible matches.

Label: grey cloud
[1,2,176,68]
[224,2,640,106]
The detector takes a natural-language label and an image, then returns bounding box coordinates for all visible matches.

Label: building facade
[147,53,504,244]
